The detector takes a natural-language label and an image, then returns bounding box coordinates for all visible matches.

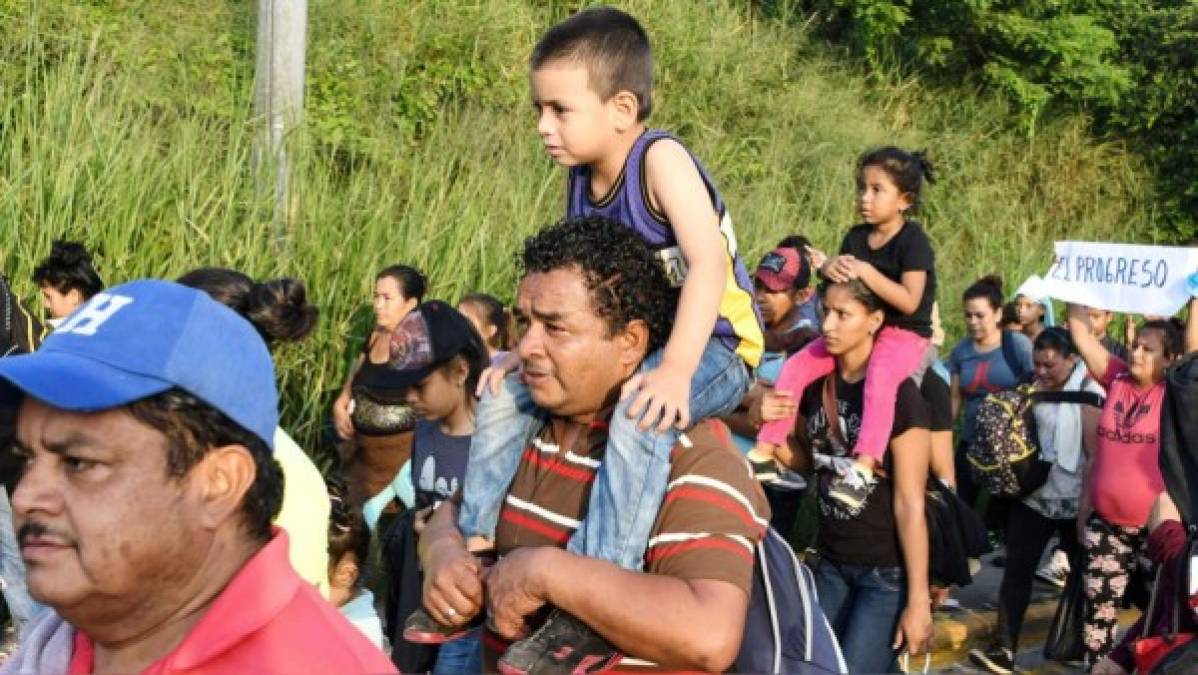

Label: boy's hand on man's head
[620,362,692,433]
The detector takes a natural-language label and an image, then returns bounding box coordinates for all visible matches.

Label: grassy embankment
[0,0,1159,469]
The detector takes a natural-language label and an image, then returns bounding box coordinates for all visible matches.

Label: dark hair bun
[49,240,94,266]
[177,267,318,346]
[978,274,1003,293]
[246,278,319,344]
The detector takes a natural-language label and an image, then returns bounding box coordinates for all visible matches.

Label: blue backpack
[734,527,847,674]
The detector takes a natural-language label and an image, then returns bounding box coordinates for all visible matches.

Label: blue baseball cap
[0,279,278,448]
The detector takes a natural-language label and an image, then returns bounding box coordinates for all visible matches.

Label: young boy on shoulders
[405,6,764,670]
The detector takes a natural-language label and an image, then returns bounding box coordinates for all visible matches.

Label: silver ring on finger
[444,607,457,619]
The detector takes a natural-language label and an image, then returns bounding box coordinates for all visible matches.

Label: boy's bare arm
[624,139,726,431]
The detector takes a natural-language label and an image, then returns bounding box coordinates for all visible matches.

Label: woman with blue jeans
[782,279,933,673]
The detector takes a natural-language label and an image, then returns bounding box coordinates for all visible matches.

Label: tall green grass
[0,0,1159,467]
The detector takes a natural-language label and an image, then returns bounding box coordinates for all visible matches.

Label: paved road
[931,549,1087,674]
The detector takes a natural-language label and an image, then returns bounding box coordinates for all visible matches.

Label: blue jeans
[458,338,751,570]
[433,627,481,674]
[814,558,907,674]
[0,487,44,638]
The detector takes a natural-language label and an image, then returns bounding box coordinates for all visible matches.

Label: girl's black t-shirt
[803,374,930,567]
[839,221,936,337]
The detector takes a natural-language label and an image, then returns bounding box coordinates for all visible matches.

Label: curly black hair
[520,216,677,353]
[32,240,104,299]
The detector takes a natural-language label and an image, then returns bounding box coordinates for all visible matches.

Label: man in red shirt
[0,280,395,674]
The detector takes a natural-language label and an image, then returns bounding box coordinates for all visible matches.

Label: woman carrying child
[753,146,938,515]
[782,278,933,673]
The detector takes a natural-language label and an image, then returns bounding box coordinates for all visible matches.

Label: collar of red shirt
[69,528,298,673]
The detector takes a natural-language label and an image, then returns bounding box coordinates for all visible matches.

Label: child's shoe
[403,607,481,644]
[825,465,877,516]
[748,457,780,484]
[497,609,622,675]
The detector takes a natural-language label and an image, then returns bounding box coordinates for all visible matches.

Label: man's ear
[617,319,651,368]
[193,444,257,530]
[608,89,640,132]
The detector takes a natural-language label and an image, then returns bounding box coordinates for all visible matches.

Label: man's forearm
[533,548,747,671]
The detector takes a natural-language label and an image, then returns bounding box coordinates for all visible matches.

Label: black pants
[994,500,1082,651]
[955,439,981,508]
[955,439,1013,537]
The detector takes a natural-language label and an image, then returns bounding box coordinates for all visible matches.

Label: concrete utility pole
[254,0,308,248]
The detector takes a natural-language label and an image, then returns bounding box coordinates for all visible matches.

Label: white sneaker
[1035,548,1070,589]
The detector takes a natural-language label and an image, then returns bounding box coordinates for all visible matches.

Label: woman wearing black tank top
[332,265,425,508]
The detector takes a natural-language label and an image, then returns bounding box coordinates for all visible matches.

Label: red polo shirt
[66,530,396,674]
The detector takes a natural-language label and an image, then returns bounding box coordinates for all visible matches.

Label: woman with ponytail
[177,267,332,597]
[948,275,1034,507]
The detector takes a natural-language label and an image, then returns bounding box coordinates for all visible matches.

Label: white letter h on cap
[57,293,134,336]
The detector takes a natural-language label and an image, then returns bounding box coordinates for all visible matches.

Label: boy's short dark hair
[531,6,654,121]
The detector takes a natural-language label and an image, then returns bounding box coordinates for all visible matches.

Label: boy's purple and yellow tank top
[567,129,764,368]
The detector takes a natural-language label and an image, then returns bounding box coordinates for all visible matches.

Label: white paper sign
[1041,241,1198,315]
[1013,274,1050,301]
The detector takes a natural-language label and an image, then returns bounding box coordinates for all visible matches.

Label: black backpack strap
[1031,390,1105,408]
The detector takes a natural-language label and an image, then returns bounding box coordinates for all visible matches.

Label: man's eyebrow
[38,433,105,456]
[529,305,567,323]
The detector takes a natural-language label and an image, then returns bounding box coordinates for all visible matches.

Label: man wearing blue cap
[0,280,395,674]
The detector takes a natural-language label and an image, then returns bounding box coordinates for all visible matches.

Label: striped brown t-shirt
[488,415,771,670]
